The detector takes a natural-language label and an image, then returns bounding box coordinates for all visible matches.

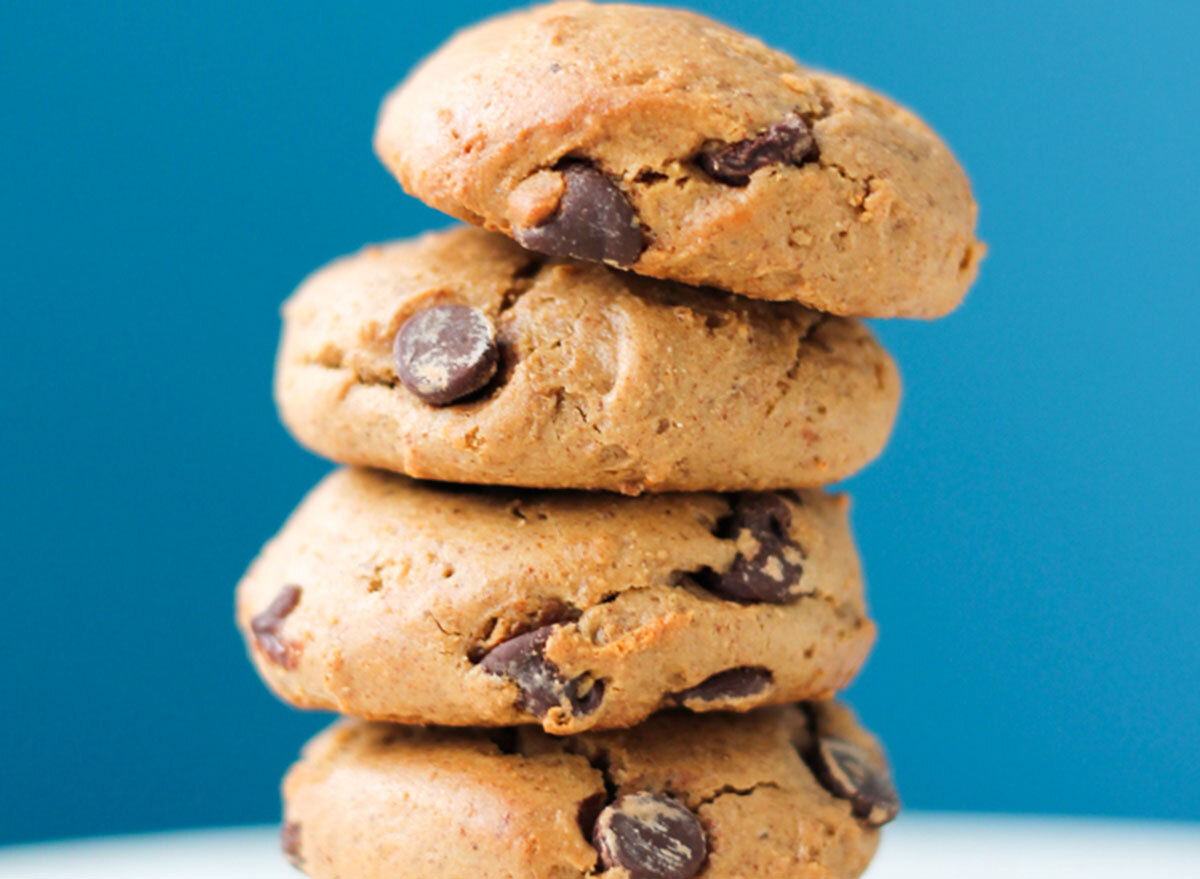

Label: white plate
[1,814,1197,878]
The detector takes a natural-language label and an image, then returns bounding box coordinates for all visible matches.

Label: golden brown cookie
[275,227,900,494]
[236,468,875,734]
[375,2,983,317]
[280,702,898,879]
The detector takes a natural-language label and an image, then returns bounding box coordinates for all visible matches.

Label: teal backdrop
[2,0,1198,844]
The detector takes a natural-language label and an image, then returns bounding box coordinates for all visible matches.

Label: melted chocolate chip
[514,164,645,267]
[807,735,900,827]
[671,666,773,704]
[698,493,808,603]
[479,625,604,718]
[250,585,302,669]
[393,304,499,405]
[593,792,707,879]
[280,821,302,867]
[698,112,819,186]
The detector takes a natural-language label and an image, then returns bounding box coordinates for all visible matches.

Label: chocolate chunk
[593,792,707,879]
[671,666,773,704]
[808,736,900,827]
[514,164,645,267]
[393,304,499,405]
[698,493,808,603]
[280,821,302,867]
[250,585,302,669]
[480,625,604,718]
[698,112,819,186]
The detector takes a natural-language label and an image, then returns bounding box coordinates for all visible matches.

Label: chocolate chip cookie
[281,701,897,879]
[236,468,875,735]
[275,227,900,494]
[375,2,983,317]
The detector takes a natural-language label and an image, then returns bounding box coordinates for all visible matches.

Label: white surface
[0,815,1197,878]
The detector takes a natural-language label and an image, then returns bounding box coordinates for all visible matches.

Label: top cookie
[375,1,983,318]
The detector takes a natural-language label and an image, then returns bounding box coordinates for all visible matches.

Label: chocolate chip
[593,793,707,879]
[514,164,645,267]
[479,625,604,718]
[280,821,302,867]
[250,585,302,669]
[571,674,606,715]
[698,493,808,603]
[393,304,499,405]
[671,666,773,704]
[469,602,580,663]
[698,112,819,186]
[808,736,900,827]
[577,791,608,840]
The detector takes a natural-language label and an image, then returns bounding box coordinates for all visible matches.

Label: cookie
[236,468,875,735]
[280,702,897,879]
[374,2,983,318]
[274,227,900,494]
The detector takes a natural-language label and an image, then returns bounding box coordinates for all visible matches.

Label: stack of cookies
[237,4,981,877]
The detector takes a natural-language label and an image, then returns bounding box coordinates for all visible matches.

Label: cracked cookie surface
[275,226,900,494]
[236,468,875,734]
[282,702,893,879]
[374,2,983,318]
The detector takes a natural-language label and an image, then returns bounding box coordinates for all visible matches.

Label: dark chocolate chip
[480,627,558,715]
[808,735,900,827]
[698,112,819,186]
[698,493,808,603]
[514,164,645,267]
[250,585,302,669]
[280,821,302,867]
[479,625,604,718]
[593,792,707,879]
[571,675,606,715]
[671,666,773,704]
[469,602,579,663]
[577,791,608,840]
[393,304,499,405]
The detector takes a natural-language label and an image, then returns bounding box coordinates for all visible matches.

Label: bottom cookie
[281,702,898,879]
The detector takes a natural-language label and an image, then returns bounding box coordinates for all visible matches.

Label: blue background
[2,0,1197,846]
